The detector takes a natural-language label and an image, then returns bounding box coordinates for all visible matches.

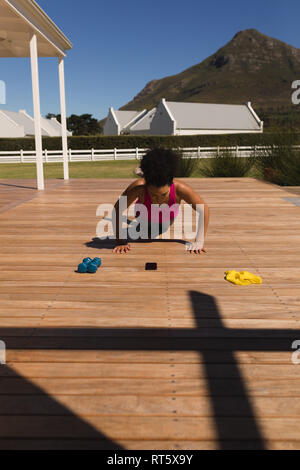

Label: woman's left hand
[185,241,207,254]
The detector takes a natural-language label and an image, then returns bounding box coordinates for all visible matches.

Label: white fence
[0,145,299,164]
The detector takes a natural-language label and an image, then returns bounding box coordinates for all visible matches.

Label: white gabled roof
[130,108,156,131]
[114,110,146,129]
[165,100,262,130]
[41,117,60,136]
[41,117,72,136]
[0,109,47,135]
[0,109,71,136]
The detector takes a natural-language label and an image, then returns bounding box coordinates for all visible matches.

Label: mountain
[119,28,300,116]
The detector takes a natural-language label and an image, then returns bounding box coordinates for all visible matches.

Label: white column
[58,56,69,180]
[30,33,44,190]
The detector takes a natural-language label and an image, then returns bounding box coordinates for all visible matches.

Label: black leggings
[147,220,175,237]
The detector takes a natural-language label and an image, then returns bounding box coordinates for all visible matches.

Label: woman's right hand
[112,243,131,254]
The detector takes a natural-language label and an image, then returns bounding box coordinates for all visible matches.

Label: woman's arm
[176,181,209,252]
[112,179,144,252]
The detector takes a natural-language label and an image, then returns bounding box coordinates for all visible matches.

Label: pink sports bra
[134,182,180,223]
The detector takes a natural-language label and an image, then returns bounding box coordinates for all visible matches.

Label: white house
[0,109,73,138]
[129,108,156,135]
[150,98,263,135]
[0,109,24,137]
[103,107,147,135]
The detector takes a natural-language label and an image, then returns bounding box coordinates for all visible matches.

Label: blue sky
[1,0,300,120]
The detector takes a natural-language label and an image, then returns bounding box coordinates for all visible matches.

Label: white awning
[0,0,72,57]
[0,0,73,190]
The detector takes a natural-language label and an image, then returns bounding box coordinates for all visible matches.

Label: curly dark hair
[140,148,180,187]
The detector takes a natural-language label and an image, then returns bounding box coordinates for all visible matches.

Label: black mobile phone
[145,262,157,270]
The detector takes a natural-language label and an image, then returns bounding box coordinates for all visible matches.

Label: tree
[44,113,103,135]
[45,113,57,119]
[67,114,102,136]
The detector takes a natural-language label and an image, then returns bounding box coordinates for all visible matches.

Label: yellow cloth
[224,270,262,286]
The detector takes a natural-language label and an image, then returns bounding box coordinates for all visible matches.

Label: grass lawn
[0,159,264,180]
[0,161,141,179]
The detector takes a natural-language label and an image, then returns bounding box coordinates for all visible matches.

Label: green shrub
[1,132,300,152]
[254,131,300,185]
[175,150,199,177]
[199,148,257,177]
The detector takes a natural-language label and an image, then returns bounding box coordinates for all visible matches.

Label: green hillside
[118,28,300,130]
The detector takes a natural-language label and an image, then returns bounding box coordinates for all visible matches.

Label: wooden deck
[0,176,300,450]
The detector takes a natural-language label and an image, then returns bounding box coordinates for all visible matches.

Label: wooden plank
[0,416,300,440]
[3,363,300,380]
[0,395,299,418]
[1,377,300,397]
[6,350,294,365]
